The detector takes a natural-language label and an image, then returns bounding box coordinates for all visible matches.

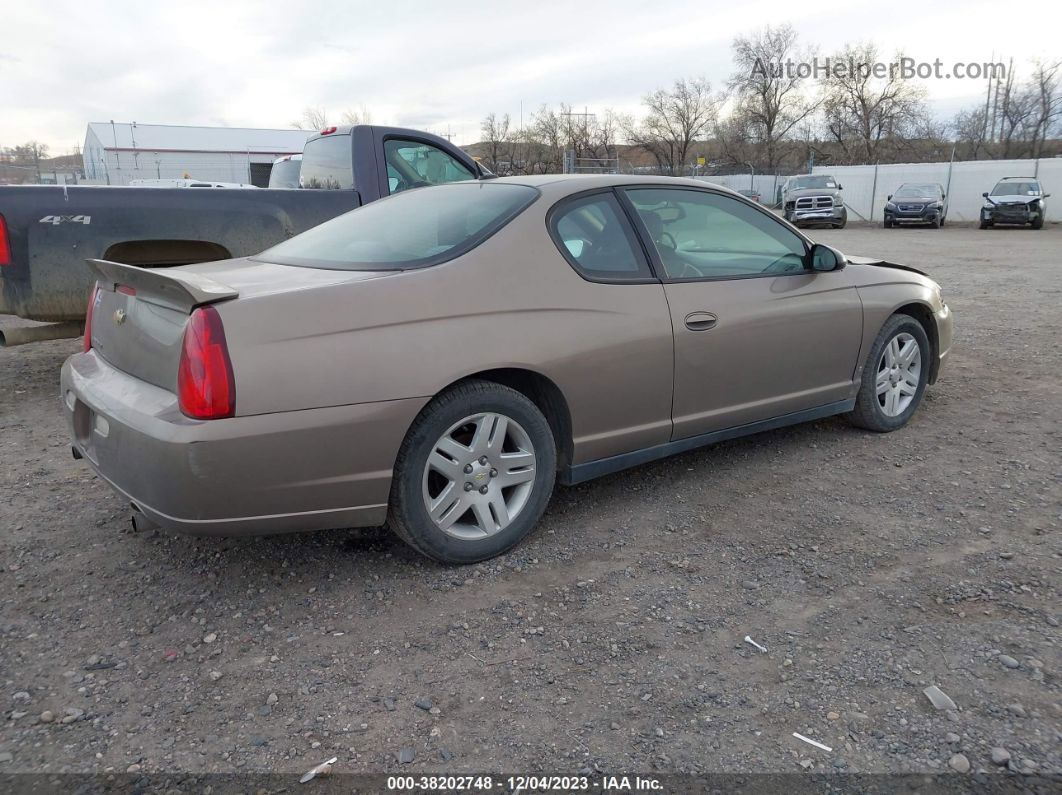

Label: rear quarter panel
[218,203,676,465]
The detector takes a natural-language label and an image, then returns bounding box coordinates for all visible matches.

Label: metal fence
[810,158,1059,223]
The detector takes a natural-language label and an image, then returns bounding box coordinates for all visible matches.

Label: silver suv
[980,177,1049,230]
[782,174,847,229]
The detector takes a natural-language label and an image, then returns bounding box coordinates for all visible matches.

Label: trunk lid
[87,257,391,392]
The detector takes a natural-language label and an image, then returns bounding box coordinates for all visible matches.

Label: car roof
[485,174,730,193]
[998,176,1038,181]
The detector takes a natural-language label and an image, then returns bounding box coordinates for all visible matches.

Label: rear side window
[256,182,538,270]
[549,192,651,281]
[300,134,352,190]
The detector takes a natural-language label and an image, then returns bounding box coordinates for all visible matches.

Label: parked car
[0,126,488,340]
[781,174,847,228]
[884,183,948,228]
[267,154,302,189]
[980,177,1049,229]
[736,188,761,203]
[61,175,952,564]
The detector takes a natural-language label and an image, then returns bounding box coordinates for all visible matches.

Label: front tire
[1031,214,1044,230]
[388,380,557,564]
[846,315,931,433]
[979,217,992,229]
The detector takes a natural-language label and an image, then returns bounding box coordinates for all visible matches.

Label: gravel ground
[0,223,1059,786]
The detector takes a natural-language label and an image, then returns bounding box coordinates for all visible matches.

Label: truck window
[384,139,474,194]
[300,134,353,190]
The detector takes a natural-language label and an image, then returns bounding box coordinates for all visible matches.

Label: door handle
[684,311,718,331]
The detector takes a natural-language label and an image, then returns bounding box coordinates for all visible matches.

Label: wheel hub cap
[422,412,537,541]
[875,332,922,417]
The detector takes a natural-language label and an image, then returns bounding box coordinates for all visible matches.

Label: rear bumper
[61,351,427,536]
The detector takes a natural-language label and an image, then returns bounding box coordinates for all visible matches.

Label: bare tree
[819,43,928,163]
[480,112,514,174]
[624,78,718,174]
[1026,59,1062,158]
[952,106,992,159]
[726,24,819,170]
[341,106,374,126]
[290,106,329,130]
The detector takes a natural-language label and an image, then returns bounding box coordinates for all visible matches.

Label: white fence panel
[812,159,1060,223]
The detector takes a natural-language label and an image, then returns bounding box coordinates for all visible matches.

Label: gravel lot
[1,223,1059,785]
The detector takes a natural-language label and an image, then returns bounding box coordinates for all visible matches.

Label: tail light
[177,306,235,419]
[0,213,11,266]
[83,285,99,352]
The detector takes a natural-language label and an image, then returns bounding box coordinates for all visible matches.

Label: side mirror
[887,194,892,201]
[809,243,846,272]
[982,192,989,198]
[1044,193,1052,199]
[837,183,843,190]
[942,193,946,199]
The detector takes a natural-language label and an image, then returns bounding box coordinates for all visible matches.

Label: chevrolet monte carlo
[61,175,953,564]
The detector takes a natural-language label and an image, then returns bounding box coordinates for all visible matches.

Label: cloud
[0,0,1056,152]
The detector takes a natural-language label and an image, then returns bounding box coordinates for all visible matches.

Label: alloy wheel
[876,332,922,417]
[421,412,537,540]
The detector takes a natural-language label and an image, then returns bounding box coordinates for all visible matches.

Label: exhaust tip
[130,505,160,533]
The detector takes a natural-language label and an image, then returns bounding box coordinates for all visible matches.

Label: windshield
[894,185,939,199]
[789,176,838,190]
[255,182,539,270]
[268,157,301,189]
[991,181,1040,196]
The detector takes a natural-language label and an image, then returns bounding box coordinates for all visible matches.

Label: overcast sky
[1,0,1058,154]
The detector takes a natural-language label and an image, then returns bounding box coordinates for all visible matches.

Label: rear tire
[846,315,931,433]
[388,380,556,564]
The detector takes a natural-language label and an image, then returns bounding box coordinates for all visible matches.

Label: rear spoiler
[87,259,238,313]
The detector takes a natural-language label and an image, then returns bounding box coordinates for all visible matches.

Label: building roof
[86,122,310,154]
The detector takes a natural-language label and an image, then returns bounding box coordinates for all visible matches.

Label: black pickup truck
[0,126,486,340]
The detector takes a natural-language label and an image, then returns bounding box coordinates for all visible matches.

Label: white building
[82,122,310,186]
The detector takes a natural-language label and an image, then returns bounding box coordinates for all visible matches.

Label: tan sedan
[61,175,952,564]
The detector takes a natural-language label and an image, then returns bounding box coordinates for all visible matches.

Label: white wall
[811,159,1059,223]
[81,150,283,186]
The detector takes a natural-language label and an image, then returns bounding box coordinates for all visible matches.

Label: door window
[550,192,652,281]
[385,139,475,194]
[623,188,807,280]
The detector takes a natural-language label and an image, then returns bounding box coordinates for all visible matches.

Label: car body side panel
[664,269,864,439]
[217,212,676,466]
[845,262,952,383]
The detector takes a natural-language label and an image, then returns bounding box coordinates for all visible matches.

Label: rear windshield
[255,182,539,270]
[300,134,352,190]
